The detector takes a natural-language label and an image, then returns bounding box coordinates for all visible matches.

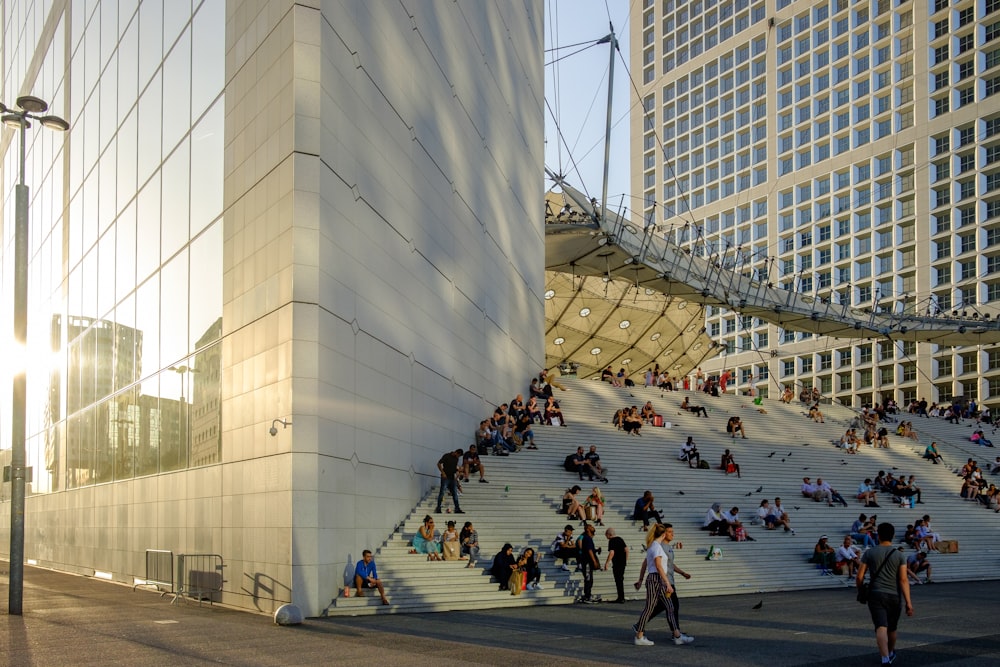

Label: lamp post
[2,95,69,616]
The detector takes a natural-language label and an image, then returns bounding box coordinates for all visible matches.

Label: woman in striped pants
[632,523,695,646]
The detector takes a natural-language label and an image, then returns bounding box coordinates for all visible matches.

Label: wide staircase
[327,378,1000,615]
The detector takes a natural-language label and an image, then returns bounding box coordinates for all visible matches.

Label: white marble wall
[10,0,542,618]
[223,0,544,615]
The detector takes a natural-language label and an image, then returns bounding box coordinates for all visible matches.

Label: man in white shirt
[834,535,861,577]
[679,437,701,468]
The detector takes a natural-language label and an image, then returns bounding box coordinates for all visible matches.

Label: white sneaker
[674,634,694,645]
[527,582,537,590]
[634,636,655,646]
[561,564,571,571]
[534,582,544,589]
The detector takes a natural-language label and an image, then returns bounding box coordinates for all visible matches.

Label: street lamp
[3,94,69,616]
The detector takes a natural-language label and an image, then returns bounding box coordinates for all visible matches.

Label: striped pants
[634,573,678,634]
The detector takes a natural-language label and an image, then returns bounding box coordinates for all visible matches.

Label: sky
[543,0,637,217]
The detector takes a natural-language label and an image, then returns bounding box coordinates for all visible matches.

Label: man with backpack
[856,522,914,665]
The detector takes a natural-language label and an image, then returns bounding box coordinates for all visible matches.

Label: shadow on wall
[242,571,291,614]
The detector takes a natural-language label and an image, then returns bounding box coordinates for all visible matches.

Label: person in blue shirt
[354,550,389,605]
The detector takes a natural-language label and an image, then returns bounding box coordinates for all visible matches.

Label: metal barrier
[174,553,226,605]
[133,549,174,596]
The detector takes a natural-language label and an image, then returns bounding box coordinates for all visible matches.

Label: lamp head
[269,426,278,437]
[16,95,47,113]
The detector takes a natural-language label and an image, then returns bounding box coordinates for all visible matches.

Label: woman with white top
[632,523,694,647]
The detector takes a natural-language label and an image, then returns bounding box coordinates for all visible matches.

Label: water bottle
[503,484,510,499]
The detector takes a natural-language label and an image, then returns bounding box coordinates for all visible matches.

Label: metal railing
[174,553,226,605]
[133,549,174,596]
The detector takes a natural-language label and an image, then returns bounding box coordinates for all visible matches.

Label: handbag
[857,551,891,604]
[509,569,524,596]
[442,539,460,561]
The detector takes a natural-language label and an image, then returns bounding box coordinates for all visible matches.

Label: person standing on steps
[856,522,914,665]
[604,527,629,603]
[435,449,465,514]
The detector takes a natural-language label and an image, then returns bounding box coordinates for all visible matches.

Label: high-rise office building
[1,1,543,615]
[632,0,1000,408]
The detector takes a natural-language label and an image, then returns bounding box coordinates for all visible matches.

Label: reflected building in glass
[0,1,543,615]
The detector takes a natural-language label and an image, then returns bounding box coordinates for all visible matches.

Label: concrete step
[324,376,1000,616]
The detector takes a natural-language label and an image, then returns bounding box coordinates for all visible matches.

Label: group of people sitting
[612,405,645,435]
[559,484,609,525]
[857,471,924,508]
[490,543,543,593]
[701,503,754,541]
[601,366,634,387]
[643,366,679,391]
[564,445,609,483]
[409,515,481,567]
[475,380,573,455]
[838,425,889,453]
[958,458,1000,511]
[800,476,849,507]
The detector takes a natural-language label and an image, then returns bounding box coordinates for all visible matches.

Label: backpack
[706,545,723,561]
[698,460,710,469]
[733,526,747,542]
[564,454,576,472]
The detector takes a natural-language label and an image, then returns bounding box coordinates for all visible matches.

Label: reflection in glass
[189,220,222,348]
[160,249,189,368]
[161,139,190,261]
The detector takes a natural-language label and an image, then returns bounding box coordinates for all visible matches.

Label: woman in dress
[411,515,442,560]
[586,486,606,526]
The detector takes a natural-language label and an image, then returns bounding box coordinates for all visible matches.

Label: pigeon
[803,467,809,470]
[767,452,776,458]
[802,443,810,447]
[755,486,763,492]
[842,461,849,465]
[752,600,763,610]
[788,452,793,456]
[677,490,685,495]
[781,458,786,462]
[745,492,752,496]
[794,506,801,510]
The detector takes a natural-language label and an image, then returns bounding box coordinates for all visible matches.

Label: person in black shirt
[435,449,464,514]
[603,527,629,603]
[579,523,600,603]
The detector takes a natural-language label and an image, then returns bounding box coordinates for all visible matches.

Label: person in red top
[720,369,731,393]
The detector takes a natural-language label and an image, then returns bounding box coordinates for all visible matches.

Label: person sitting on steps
[680,396,709,418]
[726,416,747,439]
[634,490,663,531]
[679,436,701,468]
[720,449,741,478]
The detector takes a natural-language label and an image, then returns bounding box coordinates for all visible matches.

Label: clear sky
[543,0,637,218]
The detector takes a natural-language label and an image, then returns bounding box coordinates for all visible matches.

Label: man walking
[856,522,914,665]
[604,527,629,603]
[435,449,465,514]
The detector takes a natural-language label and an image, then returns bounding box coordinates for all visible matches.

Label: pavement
[2,562,999,666]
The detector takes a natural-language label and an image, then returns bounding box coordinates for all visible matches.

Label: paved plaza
[1,563,998,666]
